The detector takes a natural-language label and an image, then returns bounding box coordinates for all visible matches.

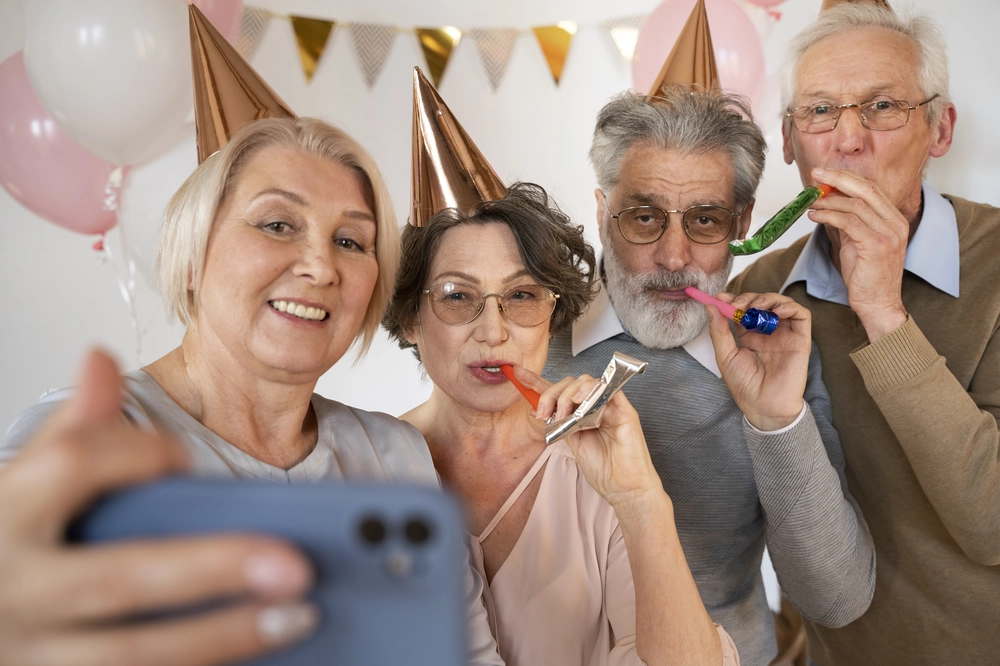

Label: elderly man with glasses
[731,4,1000,665]
[544,83,875,666]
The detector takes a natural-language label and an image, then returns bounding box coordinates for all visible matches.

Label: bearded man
[544,87,875,666]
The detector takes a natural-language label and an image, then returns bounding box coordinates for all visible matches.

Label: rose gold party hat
[646,0,720,100]
[410,67,506,227]
[189,4,296,163]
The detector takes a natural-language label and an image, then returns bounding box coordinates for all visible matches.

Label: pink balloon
[0,52,119,235]
[189,0,244,41]
[633,0,765,101]
[745,0,785,7]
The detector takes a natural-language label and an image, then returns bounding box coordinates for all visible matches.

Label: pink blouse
[467,441,739,666]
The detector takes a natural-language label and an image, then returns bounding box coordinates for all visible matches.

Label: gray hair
[782,4,950,124]
[156,117,399,355]
[589,86,766,210]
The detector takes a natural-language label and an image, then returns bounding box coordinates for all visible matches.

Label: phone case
[70,478,467,666]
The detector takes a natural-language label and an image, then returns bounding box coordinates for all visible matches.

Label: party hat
[821,0,892,11]
[646,0,720,100]
[189,4,296,163]
[410,67,506,227]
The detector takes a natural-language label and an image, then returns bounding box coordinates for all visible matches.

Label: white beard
[602,238,733,350]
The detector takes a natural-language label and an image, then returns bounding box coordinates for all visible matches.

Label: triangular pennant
[603,15,647,62]
[415,27,462,87]
[469,28,517,92]
[410,67,506,227]
[189,5,296,163]
[821,0,892,11]
[349,23,396,88]
[646,0,719,99]
[532,23,577,85]
[289,15,336,83]
[235,6,271,60]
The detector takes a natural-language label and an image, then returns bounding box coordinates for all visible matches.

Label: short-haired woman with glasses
[384,182,739,666]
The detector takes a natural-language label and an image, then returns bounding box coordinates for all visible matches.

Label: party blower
[684,287,779,335]
[501,352,648,445]
[728,184,835,256]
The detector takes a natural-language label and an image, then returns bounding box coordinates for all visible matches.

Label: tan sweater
[730,194,1000,666]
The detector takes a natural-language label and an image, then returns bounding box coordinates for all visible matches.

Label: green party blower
[729,184,835,256]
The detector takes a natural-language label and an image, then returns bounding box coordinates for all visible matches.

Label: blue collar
[780,183,960,305]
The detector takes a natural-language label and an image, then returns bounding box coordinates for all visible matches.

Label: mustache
[633,271,704,292]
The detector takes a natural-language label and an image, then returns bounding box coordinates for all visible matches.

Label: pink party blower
[684,287,779,335]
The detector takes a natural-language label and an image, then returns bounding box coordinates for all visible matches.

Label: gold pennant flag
[290,15,336,83]
[821,0,892,10]
[533,22,577,85]
[415,27,462,87]
[646,0,719,99]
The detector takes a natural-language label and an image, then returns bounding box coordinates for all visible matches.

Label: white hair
[781,4,950,124]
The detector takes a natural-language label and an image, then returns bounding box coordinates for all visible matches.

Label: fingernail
[245,554,310,595]
[257,603,320,646]
[813,168,826,176]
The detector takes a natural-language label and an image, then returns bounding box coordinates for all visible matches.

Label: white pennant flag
[469,28,518,92]
[603,14,647,62]
[349,23,397,89]
[235,7,272,60]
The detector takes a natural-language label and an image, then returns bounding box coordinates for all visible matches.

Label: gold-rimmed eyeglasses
[605,200,742,245]
[785,94,939,134]
[422,282,559,327]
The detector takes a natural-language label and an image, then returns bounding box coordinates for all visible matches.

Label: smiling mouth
[269,300,329,321]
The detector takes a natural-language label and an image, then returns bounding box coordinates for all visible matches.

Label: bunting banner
[238,7,649,90]
[235,6,271,59]
[349,23,397,88]
[415,27,462,87]
[469,28,517,92]
[603,14,646,62]
[290,15,336,83]
[532,23,577,85]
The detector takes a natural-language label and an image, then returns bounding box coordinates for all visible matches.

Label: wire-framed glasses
[785,94,940,133]
[422,282,559,327]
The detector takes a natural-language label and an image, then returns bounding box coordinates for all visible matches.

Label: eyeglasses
[422,282,559,327]
[605,201,741,245]
[785,94,939,134]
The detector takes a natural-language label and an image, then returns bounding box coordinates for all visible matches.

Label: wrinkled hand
[809,167,909,342]
[512,366,665,510]
[706,292,810,431]
[0,350,316,666]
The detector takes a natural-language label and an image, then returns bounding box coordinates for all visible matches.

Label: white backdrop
[1,0,998,436]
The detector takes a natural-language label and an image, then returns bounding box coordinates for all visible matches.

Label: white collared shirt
[779,183,960,304]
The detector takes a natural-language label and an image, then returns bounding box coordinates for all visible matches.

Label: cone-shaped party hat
[646,0,720,100]
[821,0,892,11]
[189,4,296,163]
[410,67,506,227]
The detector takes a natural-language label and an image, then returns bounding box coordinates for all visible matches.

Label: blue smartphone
[70,479,467,666]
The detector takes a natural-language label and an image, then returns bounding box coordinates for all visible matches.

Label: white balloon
[23,0,192,166]
[118,123,199,288]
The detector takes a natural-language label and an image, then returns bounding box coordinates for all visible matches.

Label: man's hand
[809,167,910,342]
[707,292,811,431]
[0,350,317,666]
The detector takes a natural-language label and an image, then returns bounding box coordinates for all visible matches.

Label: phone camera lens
[404,517,432,545]
[359,516,387,544]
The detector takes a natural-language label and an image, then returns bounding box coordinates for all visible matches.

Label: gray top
[2,370,504,666]
[545,332,875,666]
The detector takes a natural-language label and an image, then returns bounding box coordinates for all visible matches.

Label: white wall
[2,0,998,435]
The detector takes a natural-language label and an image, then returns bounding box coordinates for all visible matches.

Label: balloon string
[96,167,143,365]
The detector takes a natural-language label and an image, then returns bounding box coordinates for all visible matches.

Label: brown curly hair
[383,182,596,357]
